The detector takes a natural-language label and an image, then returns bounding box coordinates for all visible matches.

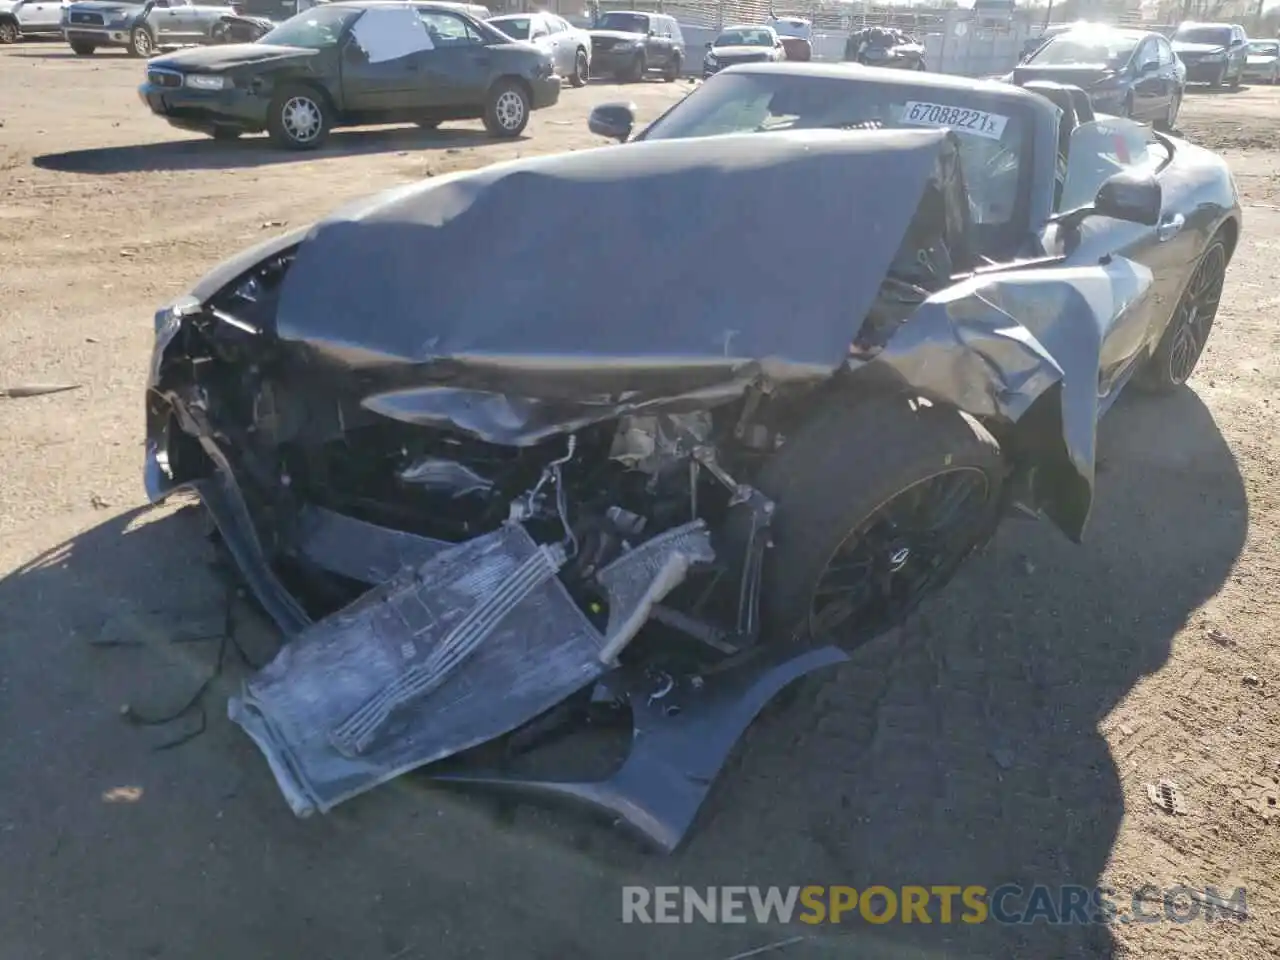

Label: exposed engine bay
[143,129,1126,846]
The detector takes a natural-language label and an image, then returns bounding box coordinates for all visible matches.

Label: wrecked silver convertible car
[145,85,1239,847]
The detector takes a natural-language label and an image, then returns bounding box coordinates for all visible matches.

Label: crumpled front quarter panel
[875,257,1153,539]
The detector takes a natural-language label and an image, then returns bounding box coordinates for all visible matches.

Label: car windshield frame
[258,4,363,48]
[636,71,1034,256]
[1025,31,1140,67]
[595,11,648,33]
[1174,26,1232,46]
[715,28,775,48]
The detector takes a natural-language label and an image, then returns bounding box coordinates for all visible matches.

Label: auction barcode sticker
[899,101,1009,140]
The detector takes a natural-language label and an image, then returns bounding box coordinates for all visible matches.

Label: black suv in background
[1172,21,1248,87]
[588,10,685,81]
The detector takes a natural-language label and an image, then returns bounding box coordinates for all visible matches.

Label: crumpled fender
[867,256,1154,541]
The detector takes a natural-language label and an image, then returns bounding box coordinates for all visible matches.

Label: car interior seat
[1021,80,1084,207]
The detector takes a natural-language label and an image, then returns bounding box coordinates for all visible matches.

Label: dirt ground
[1,41,1279,960]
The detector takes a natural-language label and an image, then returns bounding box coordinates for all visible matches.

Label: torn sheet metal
[230,520,715,817]
[271,129,954,443]
[868,256,1153,540]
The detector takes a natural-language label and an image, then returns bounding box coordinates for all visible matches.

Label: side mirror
[1093,169,1161,226]
[588,101,635,142]
[647,29,656,37]
[704,40,712,50]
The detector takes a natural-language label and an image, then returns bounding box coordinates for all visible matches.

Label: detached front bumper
[137,80,269,134]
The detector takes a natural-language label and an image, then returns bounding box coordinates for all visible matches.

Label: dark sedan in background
[1013,26,1184,130]
[588,9,685,82]
[1172,21,1248,87]
[137,0,559,148]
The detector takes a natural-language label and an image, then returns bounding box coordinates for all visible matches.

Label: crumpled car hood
[273,128,949,442]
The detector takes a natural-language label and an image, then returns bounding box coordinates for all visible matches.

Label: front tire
[1140,238,1228,393]
[69,40,97,55]
[570,47,589,87]
[752,396,1006,650]
[0,17,19,44]
[620,52,645,82]
[267,84,331,150]
[482,79,529,138]
[663,53,681,81]
[129,25,154,58]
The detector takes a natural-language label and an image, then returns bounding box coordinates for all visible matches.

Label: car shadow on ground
[0,385,1246,959]
[32,126,521,173]
[1185,83,1251,95]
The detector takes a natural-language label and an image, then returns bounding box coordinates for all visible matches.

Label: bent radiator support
[229,520,714,817]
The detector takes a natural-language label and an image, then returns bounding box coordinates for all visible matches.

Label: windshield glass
[490,16,529,39]
[1174,26,1231,45]
[716,28,774,47]
[595,12,648,33]
[641,72,1027,230]
[1249,40,1278,54]
[1027,32,1139,66]
[259,5,359,47]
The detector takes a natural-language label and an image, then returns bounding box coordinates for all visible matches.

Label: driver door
[151,0,187,41]
[415,10,491,108]
[1053,119,1188,397]
[1130,38,1164,121]
[340,6,436,113]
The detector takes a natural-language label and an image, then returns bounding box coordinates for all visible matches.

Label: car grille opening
[70,12,104,25]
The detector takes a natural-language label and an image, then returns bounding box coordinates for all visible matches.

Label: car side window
[351,6,434,62]
[529,14,548,39]
[1059,118,1166,212]
[1135,38,1155,69]
[546,16,566,34]
[418,10,481,47]
[671,21,684,43]
[1157,37,1173,66]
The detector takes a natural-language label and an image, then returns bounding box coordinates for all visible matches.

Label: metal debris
[1146,779,1188,815]
[0,383,80,399]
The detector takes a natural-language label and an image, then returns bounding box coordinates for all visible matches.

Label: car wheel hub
[282,97,321,142]
[0,22,17,41]
[807,468,991,643]
[135,31,151,54]
[495,90,524,130]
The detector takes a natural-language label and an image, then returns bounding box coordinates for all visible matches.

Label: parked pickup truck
[0,0,70,43]
[61,0,237,57]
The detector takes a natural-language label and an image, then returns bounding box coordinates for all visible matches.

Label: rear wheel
[70,40,97,55]
[129,25,154,58]
[1141,239,1227,392]
[753,396,1006,650]
[570,47,589,87]
[482,79,530,137]
[0,18,19,44]
[663,52,681,81]
[267,84,331,150]
[1229,64,1241,88]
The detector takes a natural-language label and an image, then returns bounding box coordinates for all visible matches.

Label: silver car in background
[488,10,589,86]
[61,0,237,56]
